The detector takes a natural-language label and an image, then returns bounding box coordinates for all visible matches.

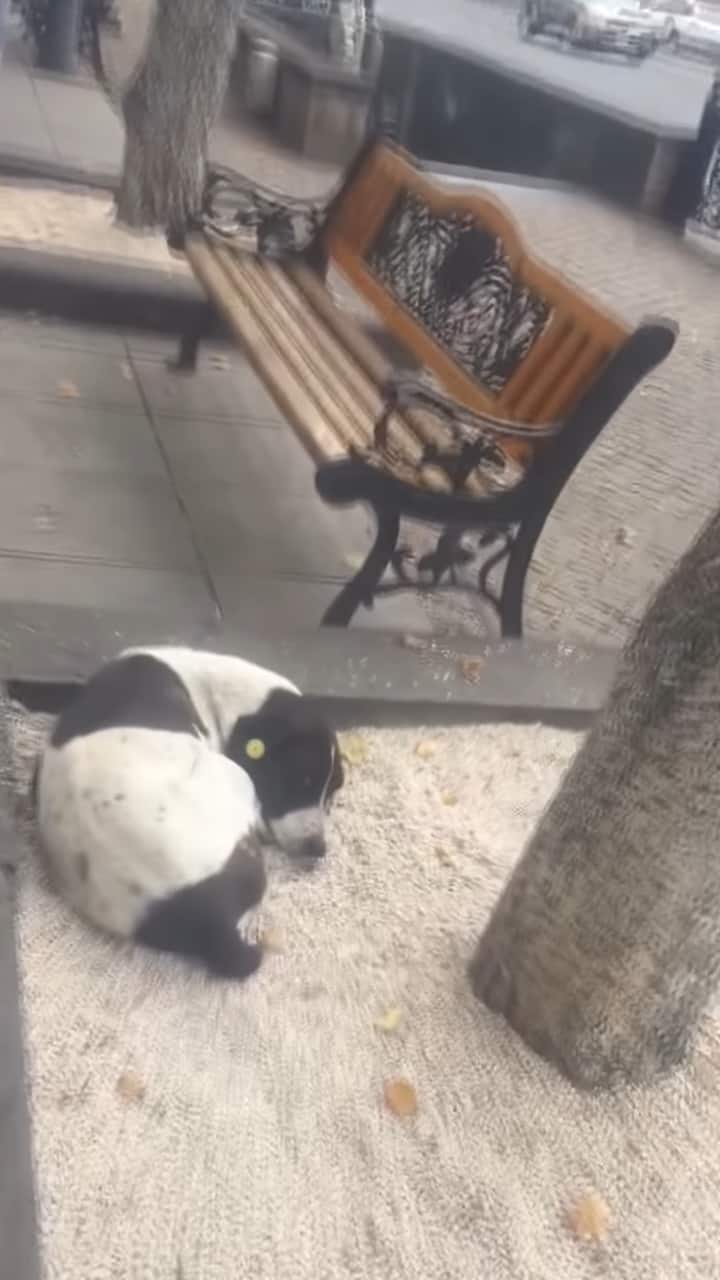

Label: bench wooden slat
[283,262,484,491]
[502,314,575,418]
[193,238,510,496]
[227,253,372,458]
[186,237,346,466]
[512,328,591,422]
[265,264,462,495]
[287,262,495,497]
[224,252,463,494]
[540,337,612,424]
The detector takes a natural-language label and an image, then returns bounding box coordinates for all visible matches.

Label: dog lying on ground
[34,647,343,979]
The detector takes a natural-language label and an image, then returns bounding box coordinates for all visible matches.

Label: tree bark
[470,507,720,1090]
[115,0,240,236]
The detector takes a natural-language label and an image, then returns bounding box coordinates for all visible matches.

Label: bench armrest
[373,375,562,492]
[188,165,330,258]
[377,375,561,444]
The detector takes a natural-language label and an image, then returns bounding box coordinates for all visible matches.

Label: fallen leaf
[57,379,80,398]
[343,551,365,572]
[116,1070,146,1103]
[341,734,368,767]
[458,656,485,684]
[383,1077,417,1117]
[414,739,438,760]
[568,1192,610,1243]
[440,791,459,807]
[261,927,284,953]
[374,1006,402,1034]
[435,844,455,867]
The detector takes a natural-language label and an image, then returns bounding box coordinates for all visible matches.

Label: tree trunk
[115,0,240,236]
[469,507,720,1090]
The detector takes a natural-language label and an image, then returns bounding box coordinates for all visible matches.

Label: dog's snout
[300,835,326,861]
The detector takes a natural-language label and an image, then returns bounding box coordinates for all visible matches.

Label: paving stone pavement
[1,21,718,647]
[480,182,719,646]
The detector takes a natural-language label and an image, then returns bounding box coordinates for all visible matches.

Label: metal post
[38,0,84,74]
[0,0,11,65]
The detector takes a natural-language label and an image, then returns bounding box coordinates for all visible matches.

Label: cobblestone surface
[485,183,719,645]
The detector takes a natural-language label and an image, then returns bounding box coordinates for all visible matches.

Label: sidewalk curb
[0,242,221,336]
[0,601,617,729]
[0,146,119,194]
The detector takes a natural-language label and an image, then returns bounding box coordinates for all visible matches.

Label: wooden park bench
[174,138,677,635]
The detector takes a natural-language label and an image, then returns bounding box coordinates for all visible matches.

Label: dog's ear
[224,688,313,768]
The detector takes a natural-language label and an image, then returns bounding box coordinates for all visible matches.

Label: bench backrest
[322,141,630,462]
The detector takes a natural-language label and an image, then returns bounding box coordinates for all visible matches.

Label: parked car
[640,0,720,56]
[518,0,657,56]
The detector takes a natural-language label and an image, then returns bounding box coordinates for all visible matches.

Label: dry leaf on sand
[568,1192,610,1242]
[116,1070,146,1103]
[414,739,438,760]
[344,552,365,572]
[57,379,80,398]
[261,927,285,953]
[341,734,368,767]
[435,844,454,867]
[383,1077,418,1117]
[440,791,459,807]
[374,1006,402,1034]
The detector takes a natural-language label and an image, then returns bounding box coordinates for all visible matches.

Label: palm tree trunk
[470,506,720,1090]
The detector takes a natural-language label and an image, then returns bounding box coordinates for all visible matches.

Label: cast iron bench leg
[171,327,202,372]
[499,506,552,638]
[323,509,400,626]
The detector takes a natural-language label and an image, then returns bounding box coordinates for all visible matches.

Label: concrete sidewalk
[0,34,122,185]
[1,24,720,649]
[0,25,337,195]
[0,307,431,636]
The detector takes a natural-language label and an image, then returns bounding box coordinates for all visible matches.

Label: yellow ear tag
[245,738,266,760]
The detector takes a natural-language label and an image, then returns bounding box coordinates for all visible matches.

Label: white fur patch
[37,726,260,938]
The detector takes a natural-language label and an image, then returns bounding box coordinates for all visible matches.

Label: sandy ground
[0,180,190,272]
[8,706,720,1280]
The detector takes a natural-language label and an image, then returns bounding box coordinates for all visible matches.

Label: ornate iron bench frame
[171,136,677,636]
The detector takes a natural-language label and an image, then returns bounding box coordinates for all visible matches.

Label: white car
[641,0,720,55]
[518,0,657,56]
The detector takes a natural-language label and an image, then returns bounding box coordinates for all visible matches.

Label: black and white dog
[34,646,343,979]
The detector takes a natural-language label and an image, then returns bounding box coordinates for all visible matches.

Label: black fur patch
[224,688,343,821]
[51,653,208,748]
[134,837,267,979]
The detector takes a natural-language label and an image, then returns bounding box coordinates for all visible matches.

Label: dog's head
[224,688,343,863]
